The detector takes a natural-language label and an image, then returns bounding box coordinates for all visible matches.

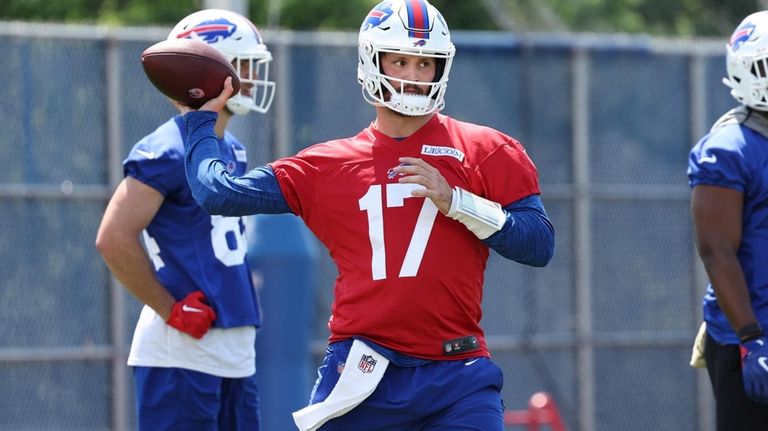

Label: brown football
[140,38,241,108]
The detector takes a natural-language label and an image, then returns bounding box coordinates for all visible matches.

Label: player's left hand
[740,336,768,405]
[394,157,453,214]
[166,291,217,339]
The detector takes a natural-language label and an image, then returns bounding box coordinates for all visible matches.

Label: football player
[181,0,554,429]
[95,9,274,431]
[689,10,768,431]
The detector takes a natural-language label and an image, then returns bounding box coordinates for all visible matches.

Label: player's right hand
[740,335,768,405]
[177,77,233,115]
[166,291,217,339]
[198,76,235,114]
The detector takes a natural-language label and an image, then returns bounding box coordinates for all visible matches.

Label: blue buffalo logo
[730,22,756,52]
[362,2,394,31]
[177,18,237,43]
[413,39,427,47]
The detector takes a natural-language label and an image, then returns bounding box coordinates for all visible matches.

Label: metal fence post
[248,213,319,431]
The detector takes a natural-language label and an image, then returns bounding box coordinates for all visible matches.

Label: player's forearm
[482,195,554,267]
[699,246,757,332]
[183,111,291,216]
[97,235,175,319]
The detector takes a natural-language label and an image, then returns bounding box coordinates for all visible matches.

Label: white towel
[689,321,707,368]
[293,339,389,431]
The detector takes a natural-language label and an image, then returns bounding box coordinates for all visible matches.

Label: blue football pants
[309,340,505,431]
[133,366,260,431]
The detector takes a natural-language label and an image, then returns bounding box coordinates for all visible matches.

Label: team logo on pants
[358,354,377,373]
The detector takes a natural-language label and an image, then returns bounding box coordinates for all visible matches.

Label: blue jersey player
[689,10,768,430]
[95,9,275,431]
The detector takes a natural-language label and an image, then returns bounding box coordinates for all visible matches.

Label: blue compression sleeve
[482,195,554,267]
[183,111,291,216]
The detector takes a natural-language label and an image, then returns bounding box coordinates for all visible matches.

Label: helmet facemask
[226,53,275,115]
[360,44,452,116]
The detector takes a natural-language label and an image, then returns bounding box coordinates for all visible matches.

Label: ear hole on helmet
[752,58,768,78]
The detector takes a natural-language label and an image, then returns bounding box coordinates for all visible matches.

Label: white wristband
[446,186,506,240]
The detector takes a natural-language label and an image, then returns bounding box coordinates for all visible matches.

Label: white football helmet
[358,0,455,116]
[724,11,768,111]
[168,9,275,115]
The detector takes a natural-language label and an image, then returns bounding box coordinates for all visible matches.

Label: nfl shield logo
[358,354,377,373]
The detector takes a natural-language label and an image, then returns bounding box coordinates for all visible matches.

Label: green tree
[0,0,763,36]
[253,0,496,31]
[545,0,759,36]
[0,0,198,24]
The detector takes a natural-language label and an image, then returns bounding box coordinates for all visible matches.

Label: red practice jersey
[270,114,540,360]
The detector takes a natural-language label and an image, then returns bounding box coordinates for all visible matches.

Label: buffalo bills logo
[177,18,237,43]
[387,162,408,180]
[413,39,427,47]
[730,22,756,52]
[362,2,394,31]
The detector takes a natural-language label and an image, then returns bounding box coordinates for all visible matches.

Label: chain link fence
[0,21,727,430]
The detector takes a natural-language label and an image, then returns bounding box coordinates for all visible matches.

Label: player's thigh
[421,359,504,431]
[219,373,260,431]
[704,334,768,431]
[317,354,504,431]
[133,366,220,431]
[422,386,504,431]
[308,340,350,405]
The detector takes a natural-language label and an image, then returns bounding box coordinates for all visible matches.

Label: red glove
[166,291,217,339]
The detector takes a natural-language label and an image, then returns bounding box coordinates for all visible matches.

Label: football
[140,38,241,108]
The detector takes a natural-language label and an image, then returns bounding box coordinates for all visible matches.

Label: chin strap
[389,93,435,116]
[447,186,506,240]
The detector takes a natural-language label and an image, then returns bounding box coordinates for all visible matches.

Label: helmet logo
[177,18,237,43]
[413,39,427,47]
[405,0,431,39]
[730,22,756,52]
[362,3,394,31]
